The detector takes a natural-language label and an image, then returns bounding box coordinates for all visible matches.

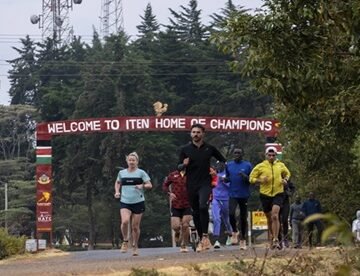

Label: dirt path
[0,245,285,275]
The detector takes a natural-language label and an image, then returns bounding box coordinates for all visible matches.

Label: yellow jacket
[249,160,291,197]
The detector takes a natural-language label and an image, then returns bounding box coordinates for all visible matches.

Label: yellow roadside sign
[251,211,268,230]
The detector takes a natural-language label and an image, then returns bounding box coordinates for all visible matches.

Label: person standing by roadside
[178,123,226,252]
[114,152,152,256]
[352,210,360,243]
[249,147,291,250]
[211,162,233,249]
[163,166,192,253]
[302,192,323,247]
[225,147,253,250]
[289,194,305,248]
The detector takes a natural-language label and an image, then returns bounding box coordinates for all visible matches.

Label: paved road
[0,245,292,275]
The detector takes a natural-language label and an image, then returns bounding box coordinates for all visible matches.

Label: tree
[167,0,208,43]
[212,0,360,221]
[136,3,160,42]
[8,36,38,105]
[0,105,38,235]
[210,0,244,30]
[35,37,85,121]
[0,105,38,160]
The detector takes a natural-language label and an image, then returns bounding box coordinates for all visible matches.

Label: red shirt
[162,171,190,209]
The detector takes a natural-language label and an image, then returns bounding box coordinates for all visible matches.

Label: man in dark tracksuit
[302,192,323,247]
[279,181,296,247]
[179,123,226,252]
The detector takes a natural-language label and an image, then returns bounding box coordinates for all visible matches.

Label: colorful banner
[36,146,52,164]
[36,143,52,234]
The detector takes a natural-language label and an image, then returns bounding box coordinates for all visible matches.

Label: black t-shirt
[179,142,226,191]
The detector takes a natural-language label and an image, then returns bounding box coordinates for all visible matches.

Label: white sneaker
[239,240,247,250]
[214,240,221,249]
[226,236,232,246]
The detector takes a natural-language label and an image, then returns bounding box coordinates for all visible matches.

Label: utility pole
[30,0,83,45]
[4,182,8,231]
[100,0,124,39]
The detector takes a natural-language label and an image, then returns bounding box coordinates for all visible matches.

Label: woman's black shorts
[120,201,145,214]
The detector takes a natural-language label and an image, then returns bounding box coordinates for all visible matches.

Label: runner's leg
[220,199,233,234]
[188,190,202,238]
[120,208,131,242]
[271,204,281,243]
[198,185,212,235]
[229,197,238,234]
[181,214,192,245]
[171,216,181,244]
[211,199,222,237]
[131,213,143,250]
[239,198,248,241]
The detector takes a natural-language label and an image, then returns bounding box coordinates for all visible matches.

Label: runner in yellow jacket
[249,146,291,249]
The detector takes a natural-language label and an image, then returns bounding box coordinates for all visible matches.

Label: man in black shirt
[178,123,226,252]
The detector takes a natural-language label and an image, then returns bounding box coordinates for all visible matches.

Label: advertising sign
[36,207,52,232]
[251,211,268,230]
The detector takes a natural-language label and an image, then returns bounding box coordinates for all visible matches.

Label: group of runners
[114,123,293,255]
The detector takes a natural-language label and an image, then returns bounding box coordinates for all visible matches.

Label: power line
[0,71,236,77]
[0,34,94,38]
[0,61,228,65]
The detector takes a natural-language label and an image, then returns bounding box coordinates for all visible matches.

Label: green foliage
[136,3,160,40]
[0,180,36,236]
[167,0,208,43]
[4,0,276,248]
[212,0,360,222]
[0,105,38,160]
[0,228,26,259]
[304,213,354,245]
[351,134,360,171]
[129,268,165,276]
[141,190,170,245]
[8,36,37,105]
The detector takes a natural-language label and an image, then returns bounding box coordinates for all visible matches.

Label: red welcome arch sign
[35,116,279,241]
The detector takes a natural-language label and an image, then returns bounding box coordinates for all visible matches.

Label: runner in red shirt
[163,167,192,253]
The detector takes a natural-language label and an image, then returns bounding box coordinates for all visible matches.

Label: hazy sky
[0,0,263,105]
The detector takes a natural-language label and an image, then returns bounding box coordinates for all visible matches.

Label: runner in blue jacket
[225,148,253,250]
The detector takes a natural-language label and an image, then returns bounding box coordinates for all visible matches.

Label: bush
[0,228,26,259]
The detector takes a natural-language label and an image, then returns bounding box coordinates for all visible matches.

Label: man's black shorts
[120,201,145,214]
[170,207,192,218]
[259,193,284,213]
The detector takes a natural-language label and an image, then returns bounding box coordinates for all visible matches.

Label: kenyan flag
[36,147,52,164]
